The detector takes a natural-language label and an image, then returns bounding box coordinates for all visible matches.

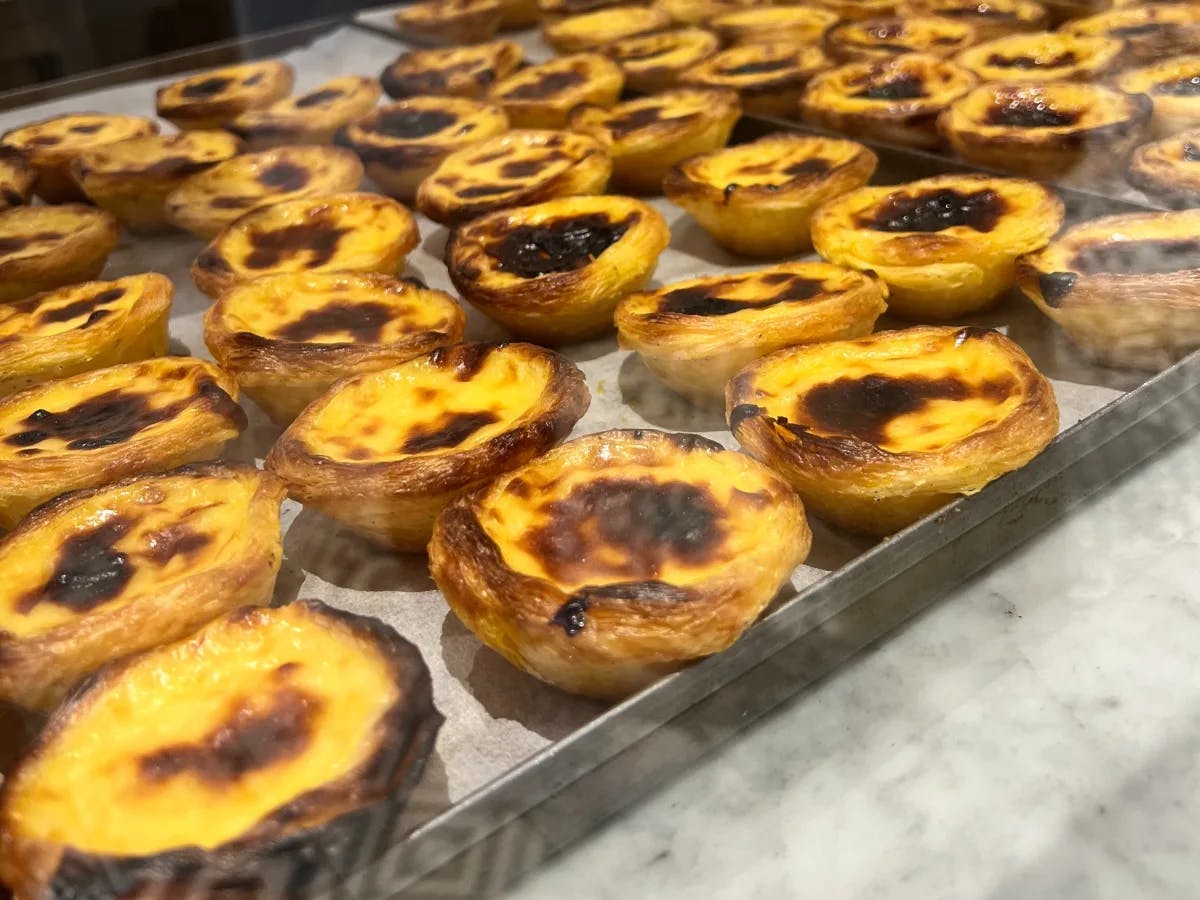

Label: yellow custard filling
[681,134,868,190]
[0,206,109,263]
[0,276,151,342]
[2,114,156,155]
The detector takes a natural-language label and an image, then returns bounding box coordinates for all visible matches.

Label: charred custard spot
[182,76,233,98]
[0,231,64,254]
[431,342,494,381]
[720,58,791,77]
[244,73,264,86]
[401,409,500,454]
[550,581,694,636]
[861,188,1005,233]
[1109,23,1163,39]
[604,106,670,137]
[1,188,23,206]
[1070,238,1200,276]
[618,44,670,62]
[456,183,517,199]
[852,73,927,100]
[987,98,1080,128]
[502,69,586,100]
[1154,75,1200,96]
[374,108,457,138]
[801,373,977,445]
[500,159,544,178]
[16,517,134,615]
[988,51,1078,69]
[244,222,349,270]
[143,524,212,565]
[25,135,62,147]
[210,195,254,210]
[784,158,832,178]
[257,162,309,191]
[70,123,105,134]
[659,277,823,316]
[39,288,125,325]
[490,213,635,278]
[275,301,393,343]
[1038,271,1078,307]
[294,87,344,108]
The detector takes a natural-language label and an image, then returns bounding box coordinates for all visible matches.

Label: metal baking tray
[1,17,1197,899]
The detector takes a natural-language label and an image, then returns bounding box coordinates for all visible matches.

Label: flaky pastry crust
[1127,128,1200,208]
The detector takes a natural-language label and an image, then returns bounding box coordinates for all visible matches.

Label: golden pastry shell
[1114,55,1200,139]
[1126,129,1200,208]
[380,41,524,100]
[488,53,625,129]
[0,149,34,211]
[0,204,120,303]
[392,0,504,45]
[710,5,839,46]
[543,5,673,53]
[228,76,383,150]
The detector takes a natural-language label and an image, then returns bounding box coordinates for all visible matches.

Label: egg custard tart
[267,342,589,550]
[164,145,364,240]
[568,88,741,194]
[663,132,878,258]
[954,31,1124,84]
[155,60,295,131]
[0,204,119,303]
[0,358,245,529]
[228,76,383,151]
[814,0,901,21]
[710,5,839,46]
[0,274,171,398]
[205,272,466,425]
[338,97,509,203]
[727,326,1059,535]
[1016,209,1200,369]
[801,54,978,150]
[447,195,670,342]
[655,0,769,25]
[680,42,828,119]
[191,192,419,298]
[602,28,720,93]
[1,114,158,204]
[417,129,612,226]
[1127,129,1200,207]
[393,0,503,45]
[544,5,672,53]
[488,53,625,129]
[812,174,1063,319]
[901,0,1049,41]
[1062,5,1200,66]
[380,40,523,100]
[0,599,440,900]
[616,262,888,402]
[1115,56,1200,139]
[429,428,810,699]
[0,149,33,211]
[0,463,285,711]
[69,130,242,233]
[825,17,980,64]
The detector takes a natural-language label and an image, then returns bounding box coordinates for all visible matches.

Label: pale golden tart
[825,17,979,64]
[1127,128,1200,207]
[543,5,672,53]
[938,82,1153,181]
[190,192,420,298]
[338,96,509,203]
[0,274,172,398]
[616,262,889,402]
[267,342,590,550]
[813,0,901,21]
[380,40,523,100]
[726,325,1059,536]
[393,0,503,45]
[602,28,720,93]
[655,0,769,25]
[1115,56,1200,140]
[1,114,158,204]
[163,145,364,240]
[429,428,811,699]
[488,53,625,129]
[901,0,1049,42]
[0,599,440,900]
[1016,209,1200,369]
[811,174,1064,319]
[679,42,829,119]
[568,88,742,194]
[204,271,466,425]
[70,130,242,233]
[0,357,246,529]
[954,31,1125,84]
[0,205,119,303]
[228,76,383,150]
[446,195,671,343]
[417,129,612,226]
[0,149,34,211]
[710,6,839,46]
[0,463,285,711]
[155,61,294,131]
[663,132,878,258]
[1062,4,1200,66]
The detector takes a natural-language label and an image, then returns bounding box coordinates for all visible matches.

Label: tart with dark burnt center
[569,88,741,194]
[267,342,590,550]
[1115,56,1200,139]
[0,150,33,211]
[205,271,465,424]
[417,129,612,226]
[801,53,978,149]
[338,96,509,202]
[602,28,720,93]
[0,274,171,397]
[544,5,672,52]
[954,31,1124,84]
[0,463,285,711]
[488,53,624,129]
[616,262,888,402]
[164,145,364,240]
[811,173,1064,319]
[1016,209,1200,369]
[191,192,420,298]
[0,204,119,302]
[380,40,523,100]
[1,114,157,204]
[155,61,294,131]
[0,599,440,899]
[1127,128,1200,207]
[0,357,246,529]
[392,0,503,45]
[447,195,670,342]
[826,16,979,63]
[663,132,878,257]
[727,325,1059,535]
[711,5,838,46]
[228,76,382,151]
[901,0,1049,41]
[1062,4,1200,66]
[680,42,828,119]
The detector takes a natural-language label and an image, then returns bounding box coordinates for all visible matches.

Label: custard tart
[1115,56,1200,139]
[663,132,877,258]
[0,599,440,899]
[1062,4,1200,66]
[811,174,1064,319]
[1,114,157,204]
[267,342,589,550]
[191,192,419,298]
[0,150,33,211]
[602,28,720,93]
[954,31,1124,84]
[544,5,672,53]
[205,271,466,425]
[901,0,1049,41]
[164,145,364,240]
[429,428,810,699]
[815,0,901,21]
[488,53,625,129]
[801,53,978,150]
[417,129,612,226]
[1127,128,1200,207]
[680,42,829,119]
[380,40,523,100]
[655,0,768,25]
[338,96,509,203]
[392,0,503,45]
[1016,209,1200,369]
[0,204,119,303]
[447,195,670,342]
[0,463,285,711]
[710,5,839,46]
[616,262,888,402]
[939,82,1153,180]
[568,88,741,194]
[70,130,242,233]
[825,17,979,63]
[155,61,295,131]
[228,76,382,151]
[0,274,171,398]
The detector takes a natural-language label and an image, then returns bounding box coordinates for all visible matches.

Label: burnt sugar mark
[500,69,586,100]
[616,43,670,63]
[143,524,212,565]
[35,287,125,326]
[456,183,518,199]
[275,301,394,343]
[210,195,255,210]
[257,162,310,191]
[500,159,545,178]
[244,222,349,270]
[986,98,1080,128]
[860,188,1005,233]
[373,108,457,139]
[139,685,322,786]
[16,516,134,615]
[720,58,792,77]
[549,581,694,636]
[294,87,344,109]
[490,213,635,278]
[954,325,995,346]
[603,105,682,138]
[784,158,832,178]
[1153,75,1200,97]
[401,409,500,454]
[1109,23,1164,39]
[852,73,927,100]
[1038,271,1077,307]
[658,276,823,316]
[70,122,105,134]
[0,231,64,255]
[728,402,764,432]
[181,76,234,98]
[431,342,494,381]
[987,51,1078,69]
[1070,238,1200,277]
